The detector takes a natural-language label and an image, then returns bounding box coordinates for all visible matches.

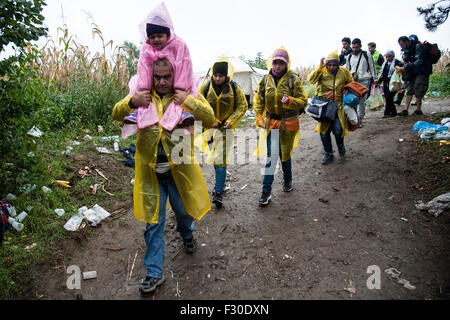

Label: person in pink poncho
[122,2,195,138]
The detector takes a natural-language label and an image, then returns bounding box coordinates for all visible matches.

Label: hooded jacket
[195,55,248,166]
[403,40,433,76]
[253,47,308,162]
[113,87,216,224]
[307,50,354,137]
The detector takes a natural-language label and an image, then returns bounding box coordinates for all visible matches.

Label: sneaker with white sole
[139,275,165,293]
[259,192,272,206]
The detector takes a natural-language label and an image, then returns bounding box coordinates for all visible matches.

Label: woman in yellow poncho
[198,55,248,209]
[307,50,354,165]
[253,47,308,206]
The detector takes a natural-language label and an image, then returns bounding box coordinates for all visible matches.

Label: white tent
[194,56,266,105]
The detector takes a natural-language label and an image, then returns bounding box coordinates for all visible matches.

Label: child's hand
[174,90,189,105]
[131,90,151,107]
[281,94,290,104]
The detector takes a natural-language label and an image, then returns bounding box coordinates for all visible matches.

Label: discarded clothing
[119,144,136,168]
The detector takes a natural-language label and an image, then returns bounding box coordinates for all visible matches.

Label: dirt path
[34,98,450,300]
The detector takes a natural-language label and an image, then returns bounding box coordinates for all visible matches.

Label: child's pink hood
[138,2,175,43]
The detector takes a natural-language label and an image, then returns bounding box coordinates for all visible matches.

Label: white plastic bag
[64,214,85,231]
[344,105,358,125]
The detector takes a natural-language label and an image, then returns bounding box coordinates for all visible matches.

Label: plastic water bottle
[113,141,119,152]
[16,211,28,222]
[8,217,24,232]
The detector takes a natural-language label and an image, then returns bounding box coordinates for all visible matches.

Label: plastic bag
[389,71,404,92]
[412,120,448,132]
[343,93,360,108]
[344,105,358,125]
[366,85,384,111]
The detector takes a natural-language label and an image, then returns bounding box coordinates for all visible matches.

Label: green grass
[0,127,135,299]
[427,71,450,97]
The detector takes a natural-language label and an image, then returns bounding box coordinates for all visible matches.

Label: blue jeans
[262,130,292,193]
[143,175,194,278]
[214,165,227,194]
[320,118,344,154]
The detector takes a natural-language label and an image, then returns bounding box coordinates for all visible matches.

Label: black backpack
[203,80,238,109]
[422,41,441,64]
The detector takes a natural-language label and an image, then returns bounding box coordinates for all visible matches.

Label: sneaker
[412,110,423,116]
[183,236,197,254]
[139,275,165,293]
[259,192,272,206]
[321,153,334,165]
[283,180,293,192]
[212,192,223,209]
[399,110,409,117]
[338,145,346,158]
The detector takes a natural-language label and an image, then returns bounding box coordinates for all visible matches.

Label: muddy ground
[33,98,450,300]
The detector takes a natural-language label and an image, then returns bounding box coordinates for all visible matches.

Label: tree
[417,0,450,32]
[0,0,48,75]
[0,0,49,194]
[239,52,267,70]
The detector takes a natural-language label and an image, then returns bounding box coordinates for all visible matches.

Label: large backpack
[203,80,238,109]
[422,41,441,64]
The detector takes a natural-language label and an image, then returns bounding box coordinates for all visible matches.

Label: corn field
[35,24,133,89]
[434,49,450,73]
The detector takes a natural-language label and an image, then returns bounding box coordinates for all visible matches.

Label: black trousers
[383,83,397,116]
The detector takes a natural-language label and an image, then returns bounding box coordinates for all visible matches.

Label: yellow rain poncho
[196,55,248,167]
[112,92,216,224]
[307,50,354,137]
[253,47,308,162]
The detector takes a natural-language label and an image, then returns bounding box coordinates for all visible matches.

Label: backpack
[422,41,441,64]
[203,80,238,109]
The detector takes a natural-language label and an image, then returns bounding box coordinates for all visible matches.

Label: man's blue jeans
[262,130,292,193]
[143,175,194,278]
[320,118,344,154]
[214,165,227,194]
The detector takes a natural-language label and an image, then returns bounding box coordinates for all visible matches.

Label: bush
[48,73,127,131]
[428,71,450,96]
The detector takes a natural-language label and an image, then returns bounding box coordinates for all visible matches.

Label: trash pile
[64,204,111,231]
[1,199,27,246]
[412,118,450,140]
[415,192,450,218]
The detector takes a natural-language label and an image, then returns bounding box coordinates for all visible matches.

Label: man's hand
[174,89,189,105]
[131,89,151,107]
[320,57,326,68]
[281,94,290,104]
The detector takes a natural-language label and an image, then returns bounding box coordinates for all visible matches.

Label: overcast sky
[39,0,450,71]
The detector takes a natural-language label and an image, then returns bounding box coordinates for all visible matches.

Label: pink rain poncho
[122,2,197,138]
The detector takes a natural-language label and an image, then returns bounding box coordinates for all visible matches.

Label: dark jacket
[339,48,352,66]
[403,41,433,76]
[378,59,403,86]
